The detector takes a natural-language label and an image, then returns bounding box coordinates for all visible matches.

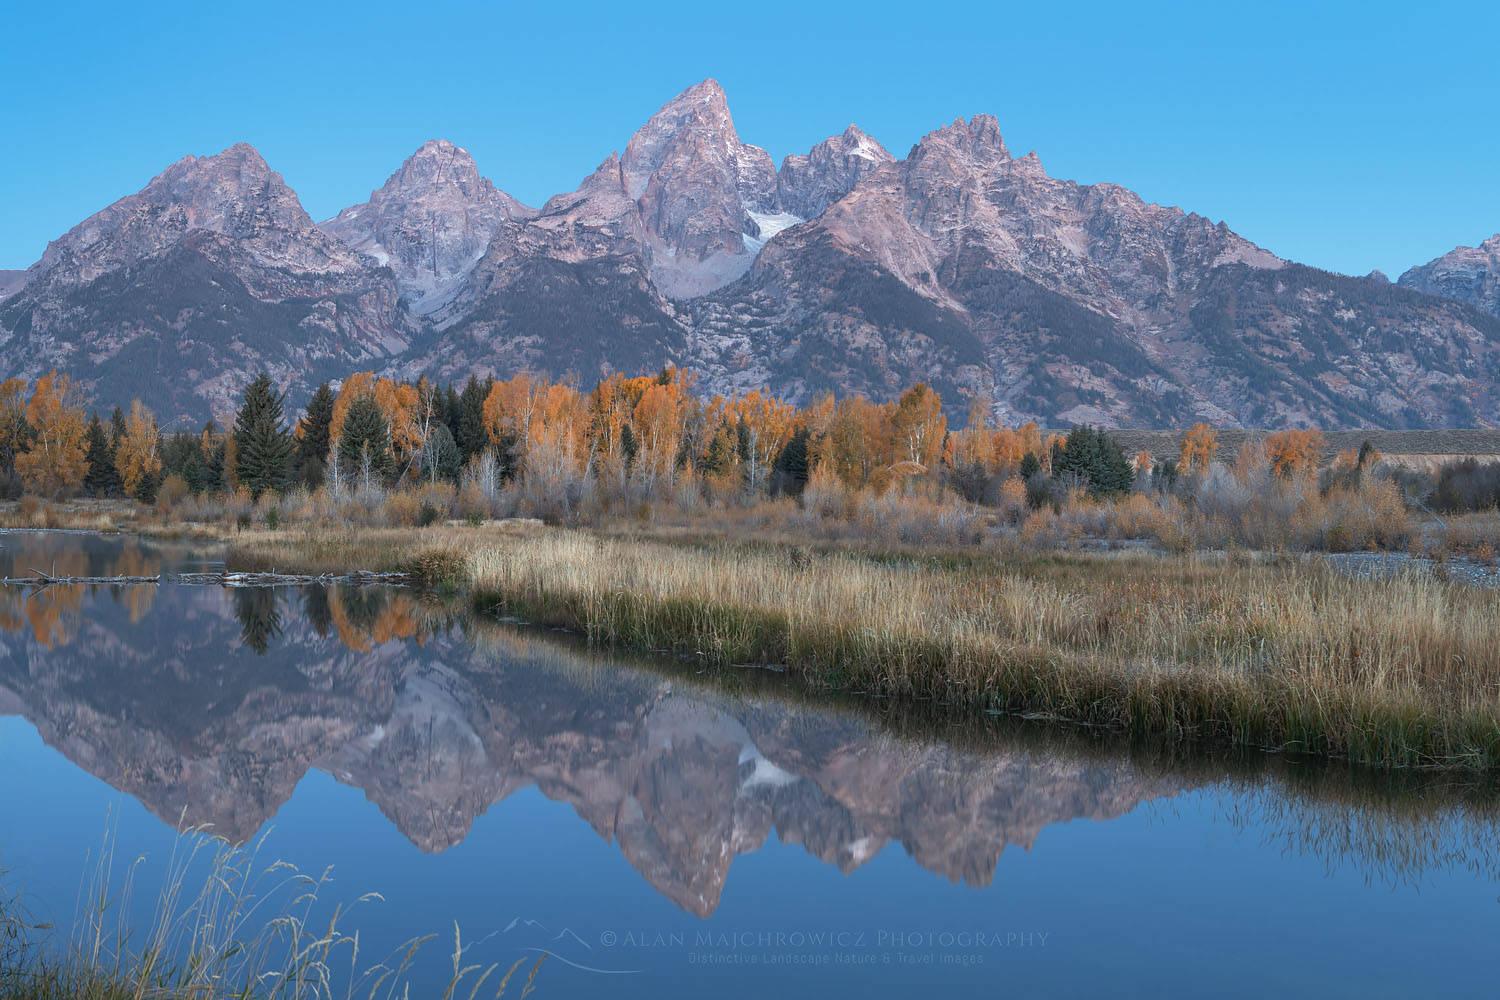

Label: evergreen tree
[443,383,463,451]
[109,407,128,449]
[772,427,811,496]
[456,376,490,464]
[619,423,639,470]
[202,422,227,494]
[233,373,295,500]
[1052,426,1133,497]
[419,422,461,482]
[162,431,208,494]
[337,393,393,483]
[1019,452,1042,480]
[700,424,737,479]
[82,414,123,498]
[296,382,335,482]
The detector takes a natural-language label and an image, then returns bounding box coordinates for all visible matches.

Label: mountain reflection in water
[1,530,1498,926]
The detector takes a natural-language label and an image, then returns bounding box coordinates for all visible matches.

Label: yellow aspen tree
[115,399,162,499]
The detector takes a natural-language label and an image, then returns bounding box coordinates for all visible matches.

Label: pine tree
[419,422,461,483]
[296,382,335,479]
[772,427,811,496]
[82,414,123,498]
[233,373,295,500]
[456,376,490,464]
[337,393,393,484]
[109,407,128,450]
[1052,426,1133,497]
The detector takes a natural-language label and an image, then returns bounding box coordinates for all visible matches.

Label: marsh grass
[461,531,1500,771]
[0,820,545,999]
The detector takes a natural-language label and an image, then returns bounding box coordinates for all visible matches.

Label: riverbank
[222,523,1500,772]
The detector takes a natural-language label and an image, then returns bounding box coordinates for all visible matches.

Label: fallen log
[0,570,409,588]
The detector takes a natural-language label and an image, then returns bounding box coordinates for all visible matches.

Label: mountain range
[3,79,1499,429]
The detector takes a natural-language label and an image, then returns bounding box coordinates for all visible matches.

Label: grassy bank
[225,525,1500,772]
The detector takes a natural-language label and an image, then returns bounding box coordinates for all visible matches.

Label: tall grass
[0,821,545,999]
[464,532,1500,771]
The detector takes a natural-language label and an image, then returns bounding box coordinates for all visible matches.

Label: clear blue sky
[3,0,1496,277]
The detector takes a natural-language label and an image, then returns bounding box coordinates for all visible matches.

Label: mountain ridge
[2,81,1497,429]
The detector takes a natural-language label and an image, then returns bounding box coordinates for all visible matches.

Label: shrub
[407,546,469,591]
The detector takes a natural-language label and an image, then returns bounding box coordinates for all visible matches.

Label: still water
[0,530,1497,997]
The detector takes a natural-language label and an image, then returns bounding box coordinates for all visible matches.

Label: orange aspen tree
[1179,422,1219,474]
[482,373,544,448]
[16,372,88,497]
[1264,429,1326,478]
[632,380,687,494]
[889,382,946,469]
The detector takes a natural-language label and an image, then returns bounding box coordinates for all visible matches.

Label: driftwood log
[0,570,408,587]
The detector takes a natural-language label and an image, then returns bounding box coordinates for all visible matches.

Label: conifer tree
[82,414,123,498]
[337,393,393,484]
[456,376,491,464]
[233,373,295,500]
[297,383,335,465]
[109,407,128,449]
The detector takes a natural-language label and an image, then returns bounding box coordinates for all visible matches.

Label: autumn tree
[16,372,88,497]
[1263,429,1326,479]
[115,399,162,501]
[816,395,891,490]
[889,382,947,477]
[233,373,295,500]
[632,380,687,495]
[733,389,797,494]
[1179,422,1219,475]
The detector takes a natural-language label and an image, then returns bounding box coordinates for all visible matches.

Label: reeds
[0,821,545,999]
[463,532,1500,771]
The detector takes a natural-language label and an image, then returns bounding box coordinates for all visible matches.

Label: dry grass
[455,530,1500,771]
[0,823,545,1000]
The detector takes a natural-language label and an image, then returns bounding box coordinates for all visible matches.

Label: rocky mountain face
[775,124,893,220]
[1399,235,1500,318]
[687,115,1500,427]
[4,81,1500,427]
[0,575,1183,915]
[0,270,25,300]
[319,140,535,315]
[0,144,412,422]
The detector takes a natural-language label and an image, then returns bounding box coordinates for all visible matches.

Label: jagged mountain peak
[29,141,354,290]
[774,124,895,221]
[618,79,778,297]
[319,139,535,315]
[911,114,1011,165]
[622,78,752,200]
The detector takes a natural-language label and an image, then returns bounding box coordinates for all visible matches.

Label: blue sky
[3,0,1496,277]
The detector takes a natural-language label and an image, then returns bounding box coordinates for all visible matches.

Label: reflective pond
[0,530,1497,997]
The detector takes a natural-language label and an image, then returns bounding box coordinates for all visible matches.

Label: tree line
[0,368,1378,512]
